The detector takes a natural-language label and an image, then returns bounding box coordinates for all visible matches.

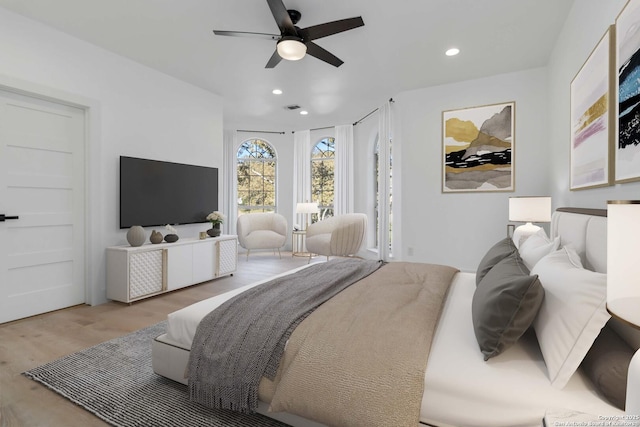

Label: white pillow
[531,246,610,389]
[518,228,560,271]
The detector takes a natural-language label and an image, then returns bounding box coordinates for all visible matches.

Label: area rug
[23,321,290,427]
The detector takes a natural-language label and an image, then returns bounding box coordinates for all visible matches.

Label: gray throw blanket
[188,258,383,413]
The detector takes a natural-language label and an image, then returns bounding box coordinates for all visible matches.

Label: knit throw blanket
[187,258,383,413]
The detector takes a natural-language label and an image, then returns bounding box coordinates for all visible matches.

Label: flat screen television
[120,156,218,229]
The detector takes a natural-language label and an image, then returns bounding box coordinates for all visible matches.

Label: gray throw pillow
[581,322,634,410]
[475,237,517,286]
[472,252,544,360]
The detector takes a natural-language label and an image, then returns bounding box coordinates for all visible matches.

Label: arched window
[237,139,277,214]
[311,137,335,220]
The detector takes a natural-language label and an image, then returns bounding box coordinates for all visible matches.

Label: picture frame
[442,101,515,193]
[616,0,640,183]
[569,25,615,190]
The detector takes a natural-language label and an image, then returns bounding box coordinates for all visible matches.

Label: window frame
[236,138,278,214]
[310,136,335,221]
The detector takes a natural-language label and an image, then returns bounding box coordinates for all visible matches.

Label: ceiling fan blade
[305,42,344,67]
[266,0,296,34]
[265,49,283,68]
[299,17,364,41]
[213,30,280,41]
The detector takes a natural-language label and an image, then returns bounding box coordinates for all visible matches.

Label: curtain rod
[310,125,333,132]
[237,129,286,134]
[353,98,394,126]
[292,125,333,133]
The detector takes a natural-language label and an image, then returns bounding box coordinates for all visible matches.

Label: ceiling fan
[213,0,364,68]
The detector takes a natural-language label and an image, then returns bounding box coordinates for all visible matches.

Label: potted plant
[206,211,225,237]
[164,224,179,243]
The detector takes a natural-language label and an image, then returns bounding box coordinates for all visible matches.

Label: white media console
[106,235,238,303]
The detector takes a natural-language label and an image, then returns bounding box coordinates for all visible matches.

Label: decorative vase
[150,230,163,244]
[207,223,221,237]
[126,226,146,247]
[164,234,179,243]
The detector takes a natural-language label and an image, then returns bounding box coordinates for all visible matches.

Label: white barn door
[0,90,85,323]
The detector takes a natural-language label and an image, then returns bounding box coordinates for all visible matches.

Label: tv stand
[106,235,237,303]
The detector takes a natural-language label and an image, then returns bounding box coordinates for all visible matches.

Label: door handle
[0,214,19,222]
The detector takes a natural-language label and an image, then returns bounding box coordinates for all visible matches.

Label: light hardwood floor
[0,250,321,427]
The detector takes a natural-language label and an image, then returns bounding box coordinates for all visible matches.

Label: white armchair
[237,212,287,260]
[305,213,367,263]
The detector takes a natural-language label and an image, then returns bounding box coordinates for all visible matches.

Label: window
[237,139,277,214]
[311,137,335,221]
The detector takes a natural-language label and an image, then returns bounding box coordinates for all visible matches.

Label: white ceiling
[0,0,575,131]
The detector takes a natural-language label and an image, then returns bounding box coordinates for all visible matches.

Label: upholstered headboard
[550,208,607,274]
[550,208,640,350]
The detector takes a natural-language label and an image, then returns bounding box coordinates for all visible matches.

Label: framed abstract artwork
[616,0,640,182]
[570,25,615,190]
[442,101,515,193]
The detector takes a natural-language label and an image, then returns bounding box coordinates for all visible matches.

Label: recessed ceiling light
[445,48,460,56]
[272,89,283,95]
[300,110,309,115]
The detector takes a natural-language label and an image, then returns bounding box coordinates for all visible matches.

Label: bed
[152,208,638,426]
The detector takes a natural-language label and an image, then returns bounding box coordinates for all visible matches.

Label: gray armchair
[305,213,367,263]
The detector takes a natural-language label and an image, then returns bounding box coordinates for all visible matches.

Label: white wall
[548,0,640,208]
[6,0,625,304]
[0,7,224,305]
[221,1,640,276]
[360,0,638,272]
[382,68,550,272]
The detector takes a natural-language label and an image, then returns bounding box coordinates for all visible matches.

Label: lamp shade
[277,37,307,61]
[607,200,640,327]
[296,202,319,214]
[508,196,552,223]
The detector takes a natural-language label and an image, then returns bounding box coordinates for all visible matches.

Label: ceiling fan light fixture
[277,37,307,61]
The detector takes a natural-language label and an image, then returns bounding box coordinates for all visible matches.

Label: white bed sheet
[165,264,313,349]
[162,267,623,427]
[422,271,622,427]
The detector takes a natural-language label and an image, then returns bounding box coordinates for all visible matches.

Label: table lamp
[607,200,640,415]
[508,196,552,248]
[296,202,319,231]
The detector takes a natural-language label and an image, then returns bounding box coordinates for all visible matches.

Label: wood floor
[0,250,321,427]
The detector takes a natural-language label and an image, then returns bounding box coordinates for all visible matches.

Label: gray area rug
[23,321,290,427]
